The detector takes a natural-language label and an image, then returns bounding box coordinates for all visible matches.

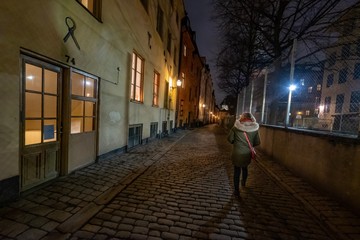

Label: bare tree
[212,0,360,96]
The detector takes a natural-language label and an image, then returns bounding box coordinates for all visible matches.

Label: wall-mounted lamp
[176,79,182,87]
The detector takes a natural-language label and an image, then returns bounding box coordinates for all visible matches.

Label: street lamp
[285,84,297,127]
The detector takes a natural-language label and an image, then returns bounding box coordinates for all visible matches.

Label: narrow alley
[0,125,359,240]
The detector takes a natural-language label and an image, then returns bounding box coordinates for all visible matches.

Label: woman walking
[227,112,260,197]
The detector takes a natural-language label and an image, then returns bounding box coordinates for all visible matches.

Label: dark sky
[183,0,224,104]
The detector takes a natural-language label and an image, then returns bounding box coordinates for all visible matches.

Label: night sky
[183,0,224,104]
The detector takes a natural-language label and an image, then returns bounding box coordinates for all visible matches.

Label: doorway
[21,57,62,191]
[20,55,99,191]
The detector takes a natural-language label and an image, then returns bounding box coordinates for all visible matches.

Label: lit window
[77,0,102,20]
[71,71,97,134]
[317,84,321,91]
[308,87,312,93]
[300,79,304,86]
[183,45,187,57]
[24,63,60,145]
[305,110,310,116]
[131,52,144,102]
[153,71,160,106]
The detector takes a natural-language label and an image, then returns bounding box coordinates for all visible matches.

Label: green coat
[227,120,261,167]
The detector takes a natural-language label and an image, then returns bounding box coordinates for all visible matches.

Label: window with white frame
[131,52,144,102]
[71,71,97,134]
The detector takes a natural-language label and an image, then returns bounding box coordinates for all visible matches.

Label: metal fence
[238,32,360,138]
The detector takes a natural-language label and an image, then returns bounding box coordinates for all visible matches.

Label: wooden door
[21,57,61,191]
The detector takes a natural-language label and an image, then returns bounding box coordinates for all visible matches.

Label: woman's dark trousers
[234,166,248,192]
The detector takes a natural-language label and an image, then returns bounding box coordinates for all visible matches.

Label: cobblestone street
[0,125,359,240]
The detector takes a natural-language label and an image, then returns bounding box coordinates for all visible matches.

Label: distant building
[318,6,360,134]
[177,14,216,128]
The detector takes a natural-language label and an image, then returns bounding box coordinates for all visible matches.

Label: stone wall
[259,125,360,214]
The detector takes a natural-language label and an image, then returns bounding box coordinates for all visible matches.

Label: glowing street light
[285,84,297,127]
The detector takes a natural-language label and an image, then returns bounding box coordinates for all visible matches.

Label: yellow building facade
[0,0,185,201]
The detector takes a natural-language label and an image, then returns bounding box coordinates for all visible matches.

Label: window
[328,52,336,67]
[326,74,334,87]
[131,52,144,102]
[300,79,304,86]
[325,97,331,113]
[76,0,102,20]
[128,125,142,148]
[357,39,360,56]
[150,122,158,138]
[341,45,350,59]
[315,97,320,105]
[181,72,185,88]
[173,46,177,66]
[153,71,160,106]
[140,0,148,11]
[335,94,344,113]
[316,84,321,91]
[306,110,310,116]
[71,71,97,134]
[350,91,360,112]
[164,82,169,109]
[176,12,179,27]
[156,5,164,39]
[183,45,187,57]
[308,87,312,93]
[167,31,172,53]
[343,18,355,34]
[338,68,348,84]
[315,108,319,114]
[354,63,360,80]
[24,63,59,145]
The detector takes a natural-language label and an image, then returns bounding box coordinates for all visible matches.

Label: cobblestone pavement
[0,124,359,240]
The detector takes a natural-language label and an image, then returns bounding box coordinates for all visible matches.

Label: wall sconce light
[176,79,182,87]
